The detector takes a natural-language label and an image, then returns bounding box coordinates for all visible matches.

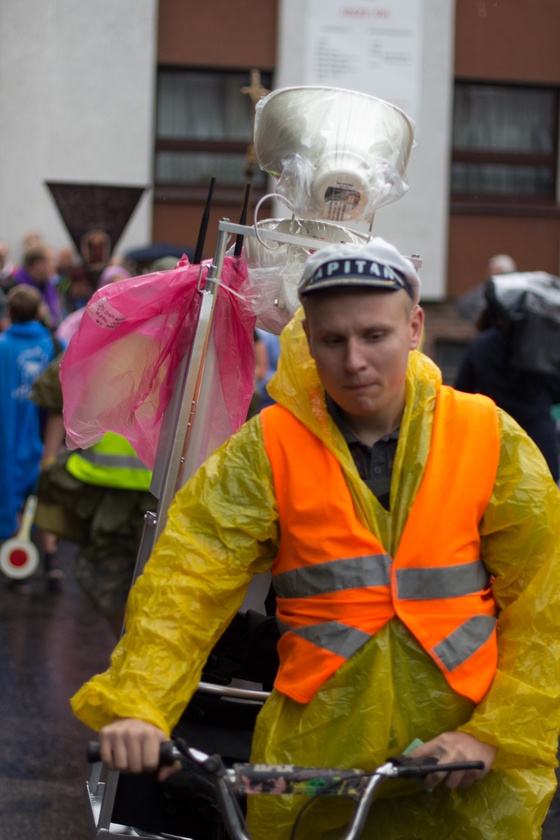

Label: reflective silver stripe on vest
[396,560,491,601]
[78,449,147,471]
[433,615,497,672]
[277,620,371,659]
[274,554,392,599]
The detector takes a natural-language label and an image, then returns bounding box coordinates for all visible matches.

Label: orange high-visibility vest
[261,386,501,705]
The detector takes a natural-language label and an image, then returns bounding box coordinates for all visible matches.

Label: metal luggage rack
[85,216,341,840]
[87,682,272,840]
[141,217,363,563]
[84,216,422,839]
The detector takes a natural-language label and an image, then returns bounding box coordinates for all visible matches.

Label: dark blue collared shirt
[327,396,399,510]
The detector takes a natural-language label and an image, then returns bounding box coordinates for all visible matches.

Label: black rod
[234,182,252,258]
[193,176,216,264]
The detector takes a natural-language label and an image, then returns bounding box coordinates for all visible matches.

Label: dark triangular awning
[45,181,147,263]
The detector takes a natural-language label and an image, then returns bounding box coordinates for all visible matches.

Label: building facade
[1,0,559,319]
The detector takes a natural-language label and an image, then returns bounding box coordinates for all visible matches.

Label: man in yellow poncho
[72,238,560,840]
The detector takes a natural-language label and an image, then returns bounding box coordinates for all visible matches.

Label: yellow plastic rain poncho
[72,311,560,840]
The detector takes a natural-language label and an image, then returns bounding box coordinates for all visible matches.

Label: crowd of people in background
[0,233,147,601]
[1,229,560,840]
[0,233,132,597]
[1,233,558,624]
[0,231,281,629]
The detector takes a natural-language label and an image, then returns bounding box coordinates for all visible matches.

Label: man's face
[28,258,50,284]
[303,287,423,426]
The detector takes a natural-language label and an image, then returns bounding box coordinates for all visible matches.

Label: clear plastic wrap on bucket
[254,87,414,224]
[242,218,369,334]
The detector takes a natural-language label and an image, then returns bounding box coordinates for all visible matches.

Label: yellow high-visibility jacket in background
[66,432,152,491]
[72,311,560,840]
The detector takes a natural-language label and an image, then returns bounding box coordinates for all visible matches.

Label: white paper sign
[303,0,423,122]
[87,298,126,329]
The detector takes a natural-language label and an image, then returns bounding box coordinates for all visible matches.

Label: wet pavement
[0,541,115,840]
[0,541,559,840]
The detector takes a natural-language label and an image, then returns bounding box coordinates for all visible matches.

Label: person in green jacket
[32,354,155,634]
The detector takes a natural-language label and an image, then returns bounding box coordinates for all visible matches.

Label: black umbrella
[124,242,194,263]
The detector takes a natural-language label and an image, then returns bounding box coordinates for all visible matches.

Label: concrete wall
[0,0,158,263]
[275,0,455,300]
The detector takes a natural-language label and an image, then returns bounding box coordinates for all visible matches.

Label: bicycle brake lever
[388,755,439,778]
[390,755,438,768]
[172,737,226,775]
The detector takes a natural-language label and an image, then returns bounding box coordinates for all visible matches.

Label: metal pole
[95,226,233,834]
[131,225,230,576]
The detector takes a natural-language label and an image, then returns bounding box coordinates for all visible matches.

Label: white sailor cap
[299,237,421,305]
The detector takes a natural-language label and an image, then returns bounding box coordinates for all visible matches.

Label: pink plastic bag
[60,256,256,470]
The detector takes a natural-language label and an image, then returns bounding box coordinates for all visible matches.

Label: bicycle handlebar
[87,740,485,840]
[87,739,484,783]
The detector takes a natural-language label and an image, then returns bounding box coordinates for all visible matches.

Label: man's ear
[410,305,424,350]
[302,316,312,351]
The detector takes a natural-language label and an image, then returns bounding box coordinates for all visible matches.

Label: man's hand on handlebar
[98,718,182,782]
[408,731,496,790]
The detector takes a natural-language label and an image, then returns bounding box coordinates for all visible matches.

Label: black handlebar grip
[86,740,179,766]
[87,741,102,763]
[390,755,485,778]
[159,742,179,766]
[407,760,485,778]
